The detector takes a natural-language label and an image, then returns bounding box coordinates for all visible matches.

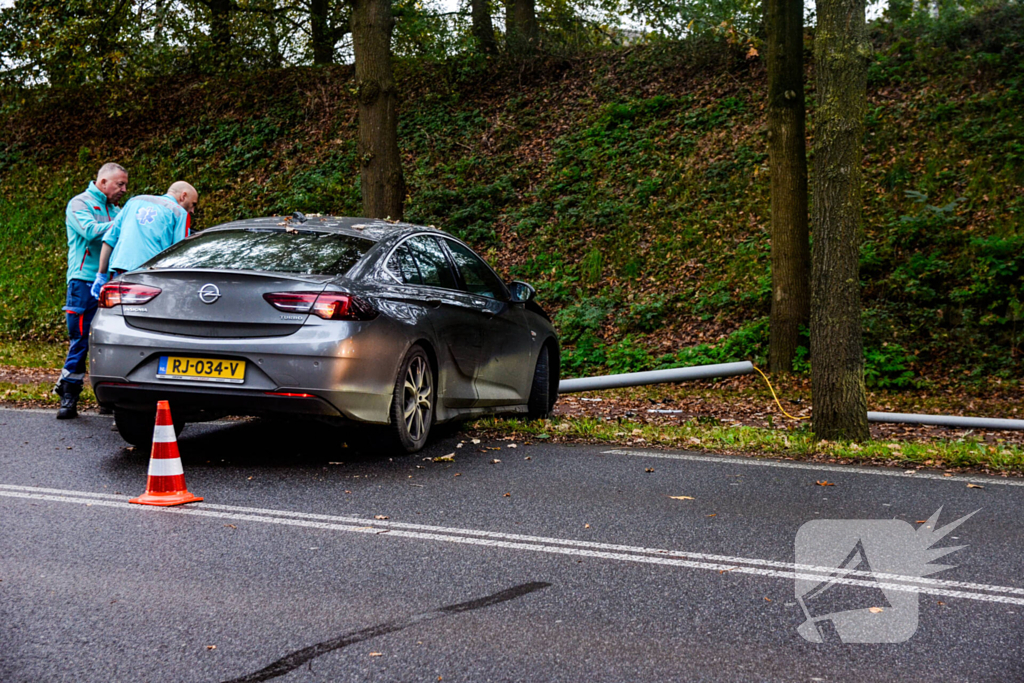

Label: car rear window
[144,229,376,276]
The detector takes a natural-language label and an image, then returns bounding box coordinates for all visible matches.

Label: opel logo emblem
[198,283,221,304]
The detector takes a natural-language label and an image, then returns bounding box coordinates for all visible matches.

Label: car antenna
[291,211,308,223]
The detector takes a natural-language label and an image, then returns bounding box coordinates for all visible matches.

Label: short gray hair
[97,162,127,180]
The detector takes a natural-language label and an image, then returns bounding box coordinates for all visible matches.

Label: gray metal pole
[868,412,1024,431]
[557,362,1024,431]
[558,361,754,394]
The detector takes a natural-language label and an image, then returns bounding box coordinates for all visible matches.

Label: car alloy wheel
[403,353,433,443]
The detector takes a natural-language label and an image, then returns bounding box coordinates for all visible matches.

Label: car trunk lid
[119,270,332,338]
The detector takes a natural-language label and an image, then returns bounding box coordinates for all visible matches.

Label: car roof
[205,215,444,242]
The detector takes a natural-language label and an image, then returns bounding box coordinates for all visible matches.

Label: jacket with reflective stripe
[65,182,120,283]
[102,194,191,273]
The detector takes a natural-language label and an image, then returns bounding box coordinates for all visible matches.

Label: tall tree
[200,0,234,49]
[766,0,809,373]
[311,0,334,63]
[471,0,498,54]
[810,0,870,441]
[505,0,539,52]
[310,0,350,64]
[351,0,405,219]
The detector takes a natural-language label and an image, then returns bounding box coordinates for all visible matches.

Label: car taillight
[263,292,377,321]
[262,292,319,313]
[98,283,162,308]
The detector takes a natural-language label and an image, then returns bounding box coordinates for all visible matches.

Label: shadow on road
[106,417,465,472]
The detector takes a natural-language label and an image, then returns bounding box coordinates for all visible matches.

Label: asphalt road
[2,407,1022,683]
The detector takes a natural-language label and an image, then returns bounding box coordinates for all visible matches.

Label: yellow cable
[752,364,811,421]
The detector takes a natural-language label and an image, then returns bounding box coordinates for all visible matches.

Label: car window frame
[384,243,425,286]
[438,238,511,302]
[143,227,377,277]
[381,233,460,291]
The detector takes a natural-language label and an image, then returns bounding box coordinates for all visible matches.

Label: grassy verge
[0,381,95,405]
[0,340,66,368]
[473,416,1024,474]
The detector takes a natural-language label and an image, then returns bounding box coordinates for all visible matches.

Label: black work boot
[56,382,82,420]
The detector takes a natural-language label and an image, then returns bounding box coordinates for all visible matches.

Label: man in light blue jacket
[57,163,128,419]
[93,181,198,287]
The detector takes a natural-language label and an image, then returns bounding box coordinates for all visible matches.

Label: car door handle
[426,299,442,308]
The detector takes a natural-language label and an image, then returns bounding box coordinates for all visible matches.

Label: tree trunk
[351,0,405,220]
[208,0,232,50]
[505,0,538,53]
[766,0,810,373]
[154,0,168,44]
[811,0,870,441]
[311,0,333,64]
[471,0,497,54]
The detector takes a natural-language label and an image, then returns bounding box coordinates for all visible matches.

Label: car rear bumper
[89,309,404,423]
[92,381,346,421]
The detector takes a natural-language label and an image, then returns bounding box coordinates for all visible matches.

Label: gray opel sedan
[89,215,559,454]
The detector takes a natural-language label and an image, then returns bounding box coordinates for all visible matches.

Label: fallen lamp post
[557,361,1024,431]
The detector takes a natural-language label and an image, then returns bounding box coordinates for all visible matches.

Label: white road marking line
[3,484,1022,604]
[602,449,1024,487]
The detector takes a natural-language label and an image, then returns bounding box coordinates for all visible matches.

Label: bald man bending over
[93,181,199,295]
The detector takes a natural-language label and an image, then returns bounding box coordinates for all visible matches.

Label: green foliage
[657,318,769,368]
[864,343,918,389]
[621,294,669,333]
[1,5,1023,392]
[606,334,653,373]
[554,297,613,374]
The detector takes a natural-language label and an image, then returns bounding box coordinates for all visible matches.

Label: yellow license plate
[157,356,246,384]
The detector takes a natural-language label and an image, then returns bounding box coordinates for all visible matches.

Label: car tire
[370,345,435,455]
[114,408,185,448]
[527,345,555,420]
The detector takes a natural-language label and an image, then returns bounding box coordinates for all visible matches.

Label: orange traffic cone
[130,400,203,507]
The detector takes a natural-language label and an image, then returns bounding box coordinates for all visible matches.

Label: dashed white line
[2,484,1022,606]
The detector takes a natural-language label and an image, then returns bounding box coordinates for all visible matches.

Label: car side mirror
[508,281,536,304]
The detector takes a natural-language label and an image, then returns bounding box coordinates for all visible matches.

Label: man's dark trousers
[61,279,98,388]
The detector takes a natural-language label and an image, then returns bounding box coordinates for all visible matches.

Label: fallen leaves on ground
[669,495,695,500]
[374,515,389,520]
[967,483,984,489]
[815,481,836,487]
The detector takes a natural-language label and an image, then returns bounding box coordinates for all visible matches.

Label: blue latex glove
[90,272,110,299]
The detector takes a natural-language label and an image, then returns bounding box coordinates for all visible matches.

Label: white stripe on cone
[152,424,176,443]
[148,457,185,477]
